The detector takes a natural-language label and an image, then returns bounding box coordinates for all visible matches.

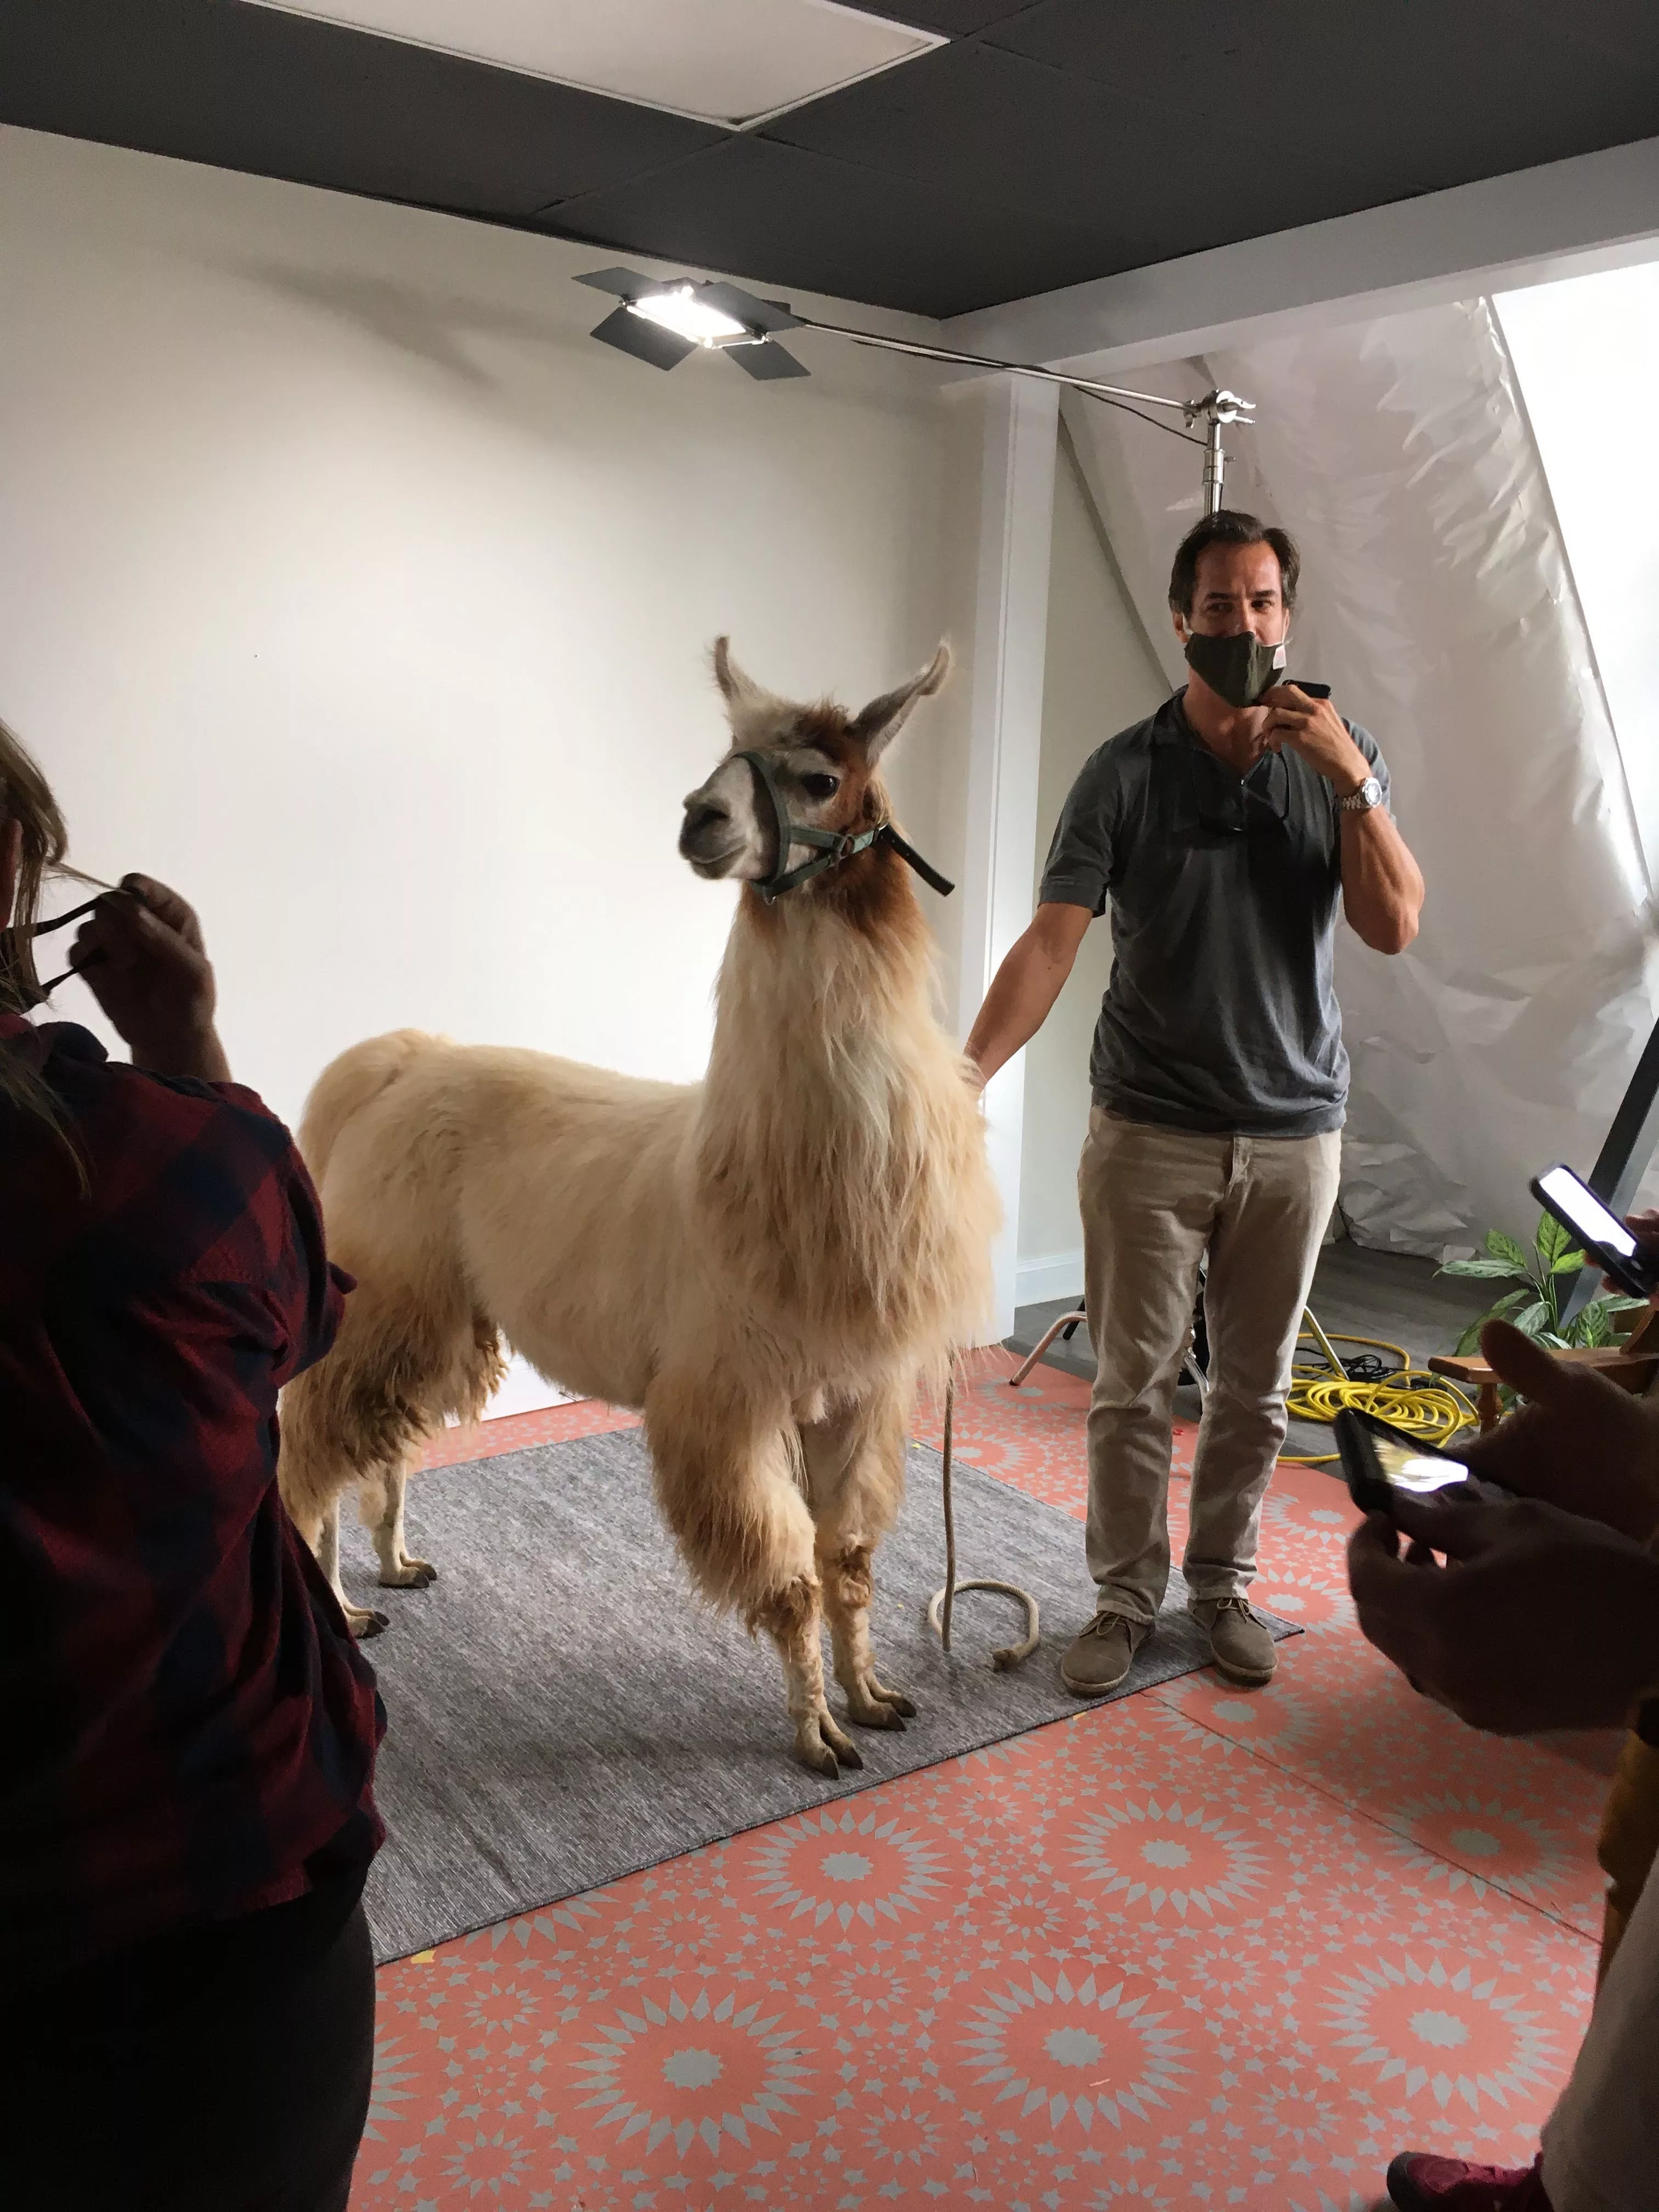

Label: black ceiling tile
[541,135,1135,319]
[1509,0,1659,67]
[0,0,725,218]
[764,43,1379,267]
[987,0,1659,202]
[839,0,1048,34]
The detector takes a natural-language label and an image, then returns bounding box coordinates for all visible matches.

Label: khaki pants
[1543,1807,1659,2210]
[1079,1107,1341,1626]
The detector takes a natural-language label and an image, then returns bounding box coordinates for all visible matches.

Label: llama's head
[680,639,951,888]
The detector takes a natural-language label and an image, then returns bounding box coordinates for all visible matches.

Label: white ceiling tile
[242,0,943,127]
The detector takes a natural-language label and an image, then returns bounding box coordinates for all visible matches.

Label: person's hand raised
[70,875,230,1083]
[1258,685,1371,790]
[1455,1318,1659,1544]
[1348,1489,1659,1734]
[1607,1209,1659,1294]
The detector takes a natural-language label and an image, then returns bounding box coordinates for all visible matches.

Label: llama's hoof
[796,1713,864,1778]
[847,1698,905,1731]
[847,1677,917,1727]
[346,1604,391,1639]
[379,1556,438,1589]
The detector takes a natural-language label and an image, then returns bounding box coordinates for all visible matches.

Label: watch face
[1348,776,1381,808]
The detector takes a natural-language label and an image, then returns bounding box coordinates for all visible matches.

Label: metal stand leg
[1008,1308,1087,1388]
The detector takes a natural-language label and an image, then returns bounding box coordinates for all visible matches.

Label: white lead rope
[926,1368,1041,1669]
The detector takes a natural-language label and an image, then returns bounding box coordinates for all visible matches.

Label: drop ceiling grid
[2,0,1658,316]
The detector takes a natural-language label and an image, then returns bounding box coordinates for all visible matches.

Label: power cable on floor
[1280,1322,1481,1465]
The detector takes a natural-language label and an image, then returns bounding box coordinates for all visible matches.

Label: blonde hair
[0,719,71,1012]
[0,720,95,1165]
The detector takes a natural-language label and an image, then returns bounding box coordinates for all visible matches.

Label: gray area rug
[340,1429,1301,1962]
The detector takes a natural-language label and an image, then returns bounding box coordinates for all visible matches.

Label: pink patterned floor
[352,1356,1604,2211]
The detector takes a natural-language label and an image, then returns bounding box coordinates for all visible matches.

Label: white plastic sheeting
[1061,298,1659,1257]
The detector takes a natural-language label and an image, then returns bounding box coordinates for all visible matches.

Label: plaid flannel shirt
[1,1013,383,1981]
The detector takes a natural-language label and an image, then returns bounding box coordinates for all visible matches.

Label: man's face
[1177,541,1288,646]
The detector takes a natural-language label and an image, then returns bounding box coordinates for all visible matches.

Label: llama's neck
[701,860,947,1171]
[691,846,992,1357]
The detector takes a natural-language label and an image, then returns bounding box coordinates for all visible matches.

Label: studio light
[577,264,1256,510]
[577,267,809,379]
[629,286,749,347]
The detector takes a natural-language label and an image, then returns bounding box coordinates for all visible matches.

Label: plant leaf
[1438,1257,1531,1281]
[1572,1294,1649,1348]
[1552,1250,1590,1274]
[1510,1300,1552,1338]
[1485,1288,1533,1320]
[1452,1319,1487,1358]
[1536,1212,1574,1268]
[1485,1229,1532,1272]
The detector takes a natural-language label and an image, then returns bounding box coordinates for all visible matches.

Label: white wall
[0,126,953,1119]
[1014,439,1169,1307]
[0,123,966,1405]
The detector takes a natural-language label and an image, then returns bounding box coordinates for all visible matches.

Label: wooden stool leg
[1477,1380,1502,1432]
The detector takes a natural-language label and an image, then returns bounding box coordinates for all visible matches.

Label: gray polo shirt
[1038,692,1389,1138]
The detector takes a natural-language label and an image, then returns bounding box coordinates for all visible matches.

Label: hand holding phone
[1334,1407,1478,1519]
[1531,1165,1659,1300]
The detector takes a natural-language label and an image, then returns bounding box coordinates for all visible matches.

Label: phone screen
[1372,1432,1470,1497]
[1536,1164,1639,1259]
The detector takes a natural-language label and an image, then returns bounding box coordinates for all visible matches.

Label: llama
[278,639,998,1774]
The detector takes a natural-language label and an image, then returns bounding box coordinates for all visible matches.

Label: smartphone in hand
[1334,1407,1477,1518]
[1531,1164,1659,1300]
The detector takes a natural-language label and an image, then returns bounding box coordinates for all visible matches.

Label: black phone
[1289,680,1332,699]
[1531,1163,1659,1299]
[1333,1407,1477,1517]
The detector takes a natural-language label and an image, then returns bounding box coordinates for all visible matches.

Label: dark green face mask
[1183,630,1287,709]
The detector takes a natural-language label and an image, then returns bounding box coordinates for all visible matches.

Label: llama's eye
[800,772,839,802]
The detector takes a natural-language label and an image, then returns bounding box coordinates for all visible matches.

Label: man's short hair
[1167,509,1301,615]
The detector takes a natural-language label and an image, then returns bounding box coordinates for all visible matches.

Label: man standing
[966,510,1424,1695]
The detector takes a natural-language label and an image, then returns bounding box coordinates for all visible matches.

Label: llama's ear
[849,641,951,763]
[710,636,788,746]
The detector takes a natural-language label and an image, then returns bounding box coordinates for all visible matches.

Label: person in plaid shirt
[1,722,385,2212]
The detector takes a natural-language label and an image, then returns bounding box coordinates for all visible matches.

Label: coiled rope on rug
[926,1370,1041,1667]
[1280,1309,1481,1465]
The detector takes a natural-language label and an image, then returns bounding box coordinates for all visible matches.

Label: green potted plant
[1439,1210,1647,1357]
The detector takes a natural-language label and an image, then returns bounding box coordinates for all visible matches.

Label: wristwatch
[1340,775,1384,812]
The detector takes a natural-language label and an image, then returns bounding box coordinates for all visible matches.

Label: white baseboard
[1015,1248,1086,1308]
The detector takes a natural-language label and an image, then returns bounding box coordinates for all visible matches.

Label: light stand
[577,267,1254,512]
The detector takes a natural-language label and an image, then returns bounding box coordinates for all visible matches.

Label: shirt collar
[1166,690,1279,792]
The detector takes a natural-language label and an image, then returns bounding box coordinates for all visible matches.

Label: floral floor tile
[358,1351,1604,2211]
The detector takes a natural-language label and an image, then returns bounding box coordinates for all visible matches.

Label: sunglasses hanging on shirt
[1170,741,1290,839]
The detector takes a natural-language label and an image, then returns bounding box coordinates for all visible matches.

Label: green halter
[732,748,956,905]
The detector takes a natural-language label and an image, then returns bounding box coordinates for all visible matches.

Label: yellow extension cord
[1278,1309,1482,1465]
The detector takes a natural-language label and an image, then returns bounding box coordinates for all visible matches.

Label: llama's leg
[368,1454,437,1588]
[803,1391,915,1730]
[279,1274,491,1630]
[316,1496,390,1639]
[646,1369,859,1778]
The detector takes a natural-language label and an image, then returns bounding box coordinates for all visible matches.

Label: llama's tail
[297,1029,431,1188]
